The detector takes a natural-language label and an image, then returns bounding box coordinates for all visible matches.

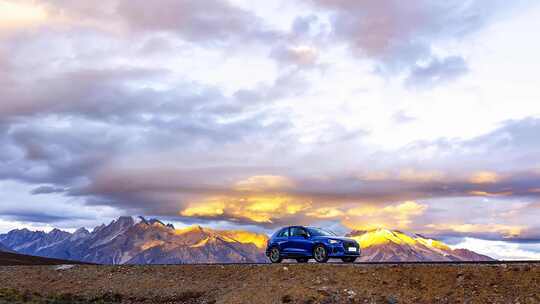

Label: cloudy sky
[1,0,540,259]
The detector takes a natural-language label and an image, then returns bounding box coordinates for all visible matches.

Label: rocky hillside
[348,228,493,262]
[0,217,268,264]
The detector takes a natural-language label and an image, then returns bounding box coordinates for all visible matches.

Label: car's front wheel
[341,257,357,263]
[269,247,282,263]
[296,257,309,263]
[313,245,329,263]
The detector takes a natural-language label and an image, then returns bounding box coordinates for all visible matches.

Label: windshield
[307,227,336,237]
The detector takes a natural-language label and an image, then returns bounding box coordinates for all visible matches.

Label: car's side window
[290,227,307,237]
[278,228,289,237]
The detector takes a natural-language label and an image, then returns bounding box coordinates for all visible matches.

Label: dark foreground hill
[0,251,90,266]
[0,263,538,303]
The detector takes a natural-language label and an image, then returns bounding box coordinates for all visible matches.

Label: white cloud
[452,237,540,260]
[0,218,58,234]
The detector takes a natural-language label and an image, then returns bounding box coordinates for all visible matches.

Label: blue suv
[265,226,360,263]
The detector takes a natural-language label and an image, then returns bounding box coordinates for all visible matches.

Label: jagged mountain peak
[70,227,90,241]
[48,228,70,236]
[9,228,42,235]
[74,227,90,234]
[98,216,139,232]
[92,224,106,233]
[115,216,136,225]
[147,219,166,227]
[135,216,175,229]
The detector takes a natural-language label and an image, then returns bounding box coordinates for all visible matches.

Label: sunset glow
[0,1,46,29]
[181,195,311,223]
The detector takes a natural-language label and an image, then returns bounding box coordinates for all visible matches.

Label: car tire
[296,257,309,263]
[269,247,282,263]
[313,245,329,263]
[341,257,357,263]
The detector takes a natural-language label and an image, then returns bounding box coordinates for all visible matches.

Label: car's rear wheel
[313,245,329,263]
[296,257,309,263]
[269,247,282,263]
[341,257,357,263]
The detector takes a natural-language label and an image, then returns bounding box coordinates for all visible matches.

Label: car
[265,226,361,263]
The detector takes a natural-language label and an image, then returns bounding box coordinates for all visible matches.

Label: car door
[274,228,291,254]
[288,227,312,255]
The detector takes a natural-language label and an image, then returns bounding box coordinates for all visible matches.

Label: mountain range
[0,217,493,263]
[0,217,267,264]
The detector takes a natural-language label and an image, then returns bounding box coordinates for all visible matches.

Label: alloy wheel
[269,247,281,263]
[313,245,328,263]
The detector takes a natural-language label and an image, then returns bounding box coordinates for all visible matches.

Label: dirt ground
[0,263,538,304]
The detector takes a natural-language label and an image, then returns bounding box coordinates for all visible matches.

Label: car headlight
[329,239,341,244]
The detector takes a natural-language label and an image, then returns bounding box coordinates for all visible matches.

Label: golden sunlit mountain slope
[348,228,493,262]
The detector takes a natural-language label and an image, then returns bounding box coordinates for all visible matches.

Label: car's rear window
[277,228,289,237]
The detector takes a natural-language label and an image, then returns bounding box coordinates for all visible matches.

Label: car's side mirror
[301,233,309,239]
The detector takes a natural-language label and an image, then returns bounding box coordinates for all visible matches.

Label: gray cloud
[117,0,278,44]
[30,185,66,195]
[405,56,468,89]
[0,67,165,117]
[307,0,523,86]
[35,0,280,46]
[0,210,82,223]
[398,117,540,172]
[0,65,252,121]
